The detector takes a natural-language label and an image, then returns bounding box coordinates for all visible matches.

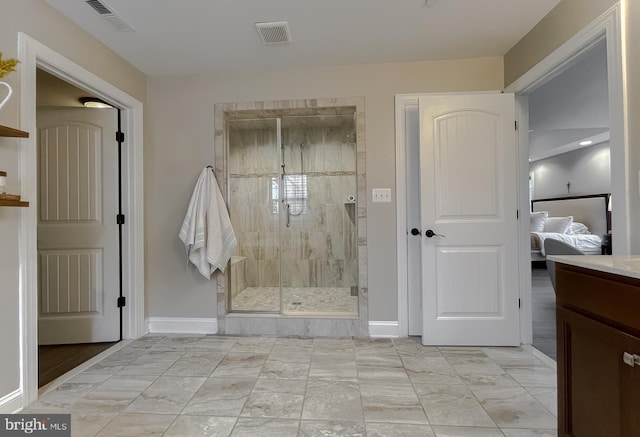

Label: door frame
[505,3,626,344]
[395,4,626,343]
[17,33,145,405]
[395,94,419,338]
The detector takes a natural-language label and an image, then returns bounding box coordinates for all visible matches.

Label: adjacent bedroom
[528,38,611,360]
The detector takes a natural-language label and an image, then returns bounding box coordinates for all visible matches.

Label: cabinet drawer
[556,264,640,334]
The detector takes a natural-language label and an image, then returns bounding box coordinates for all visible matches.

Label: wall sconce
[79,97,114,109]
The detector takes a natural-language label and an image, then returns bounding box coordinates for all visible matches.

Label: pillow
[530,211,548,233]
[544,216,573,234]
[568,222,590,234]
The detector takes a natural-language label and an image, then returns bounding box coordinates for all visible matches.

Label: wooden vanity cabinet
[556,263,640,436]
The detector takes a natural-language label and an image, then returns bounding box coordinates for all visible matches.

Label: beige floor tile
[94,413,176,437]
[163,415,237,437]
[24,335,559,436]
[299,420,366,436]
[182,377,256,416]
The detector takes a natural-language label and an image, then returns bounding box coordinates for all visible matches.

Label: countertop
[547,255,640,280]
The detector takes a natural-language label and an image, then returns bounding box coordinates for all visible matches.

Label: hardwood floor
[39,342,118,387]
[531,263,556,360]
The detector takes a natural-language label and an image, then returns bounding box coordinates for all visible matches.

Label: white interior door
[37,107,120,345]
[419,93,520,346]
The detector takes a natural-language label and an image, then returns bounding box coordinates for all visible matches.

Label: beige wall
[504,0,617,86]
[506,0,640,252]
[0,0,145,408]
[145,57,504,323]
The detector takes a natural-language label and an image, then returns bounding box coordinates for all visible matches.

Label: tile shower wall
[228,126,280,289]
[228,124,357,291]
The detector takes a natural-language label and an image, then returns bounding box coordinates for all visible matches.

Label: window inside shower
[226,109,358,317]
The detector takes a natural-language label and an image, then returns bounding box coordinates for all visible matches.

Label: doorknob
[424,229,445,238]
[410,228,421,236]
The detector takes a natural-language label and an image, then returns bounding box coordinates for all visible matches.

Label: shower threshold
[231,286,358,317]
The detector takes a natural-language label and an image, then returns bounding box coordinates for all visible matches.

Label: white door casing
[37,108,120,344]
[405,104,423,336]
[18,32,145,406]
[419,93,520,346]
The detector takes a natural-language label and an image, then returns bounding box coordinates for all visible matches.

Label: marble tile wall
[229,257,247,299]
[228,124,358,290]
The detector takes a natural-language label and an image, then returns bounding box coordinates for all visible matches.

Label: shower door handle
[286,203,291,227]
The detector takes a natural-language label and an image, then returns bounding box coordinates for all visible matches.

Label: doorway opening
[507,4,625,354]
[525,39,611,360]
[35,68,123,387]
[18,32,145,405]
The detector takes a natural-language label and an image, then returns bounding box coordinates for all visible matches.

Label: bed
[530,193,611,261]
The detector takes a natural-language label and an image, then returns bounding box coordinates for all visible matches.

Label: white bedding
[531,232,602,256]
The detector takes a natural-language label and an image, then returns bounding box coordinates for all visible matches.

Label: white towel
[179,167,237,278]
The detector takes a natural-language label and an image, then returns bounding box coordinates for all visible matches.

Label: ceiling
[46,0,561,76]
[37,69,88,107]
[528,39,609,161]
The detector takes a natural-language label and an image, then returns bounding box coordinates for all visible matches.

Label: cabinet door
[557,307,640,436]
[620,333,640,435]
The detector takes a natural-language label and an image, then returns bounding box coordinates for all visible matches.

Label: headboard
[531,193,611,236]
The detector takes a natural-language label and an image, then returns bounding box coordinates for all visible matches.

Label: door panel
[436,247,500,316]
[37,108,119,344]
[420,93,519,346]
[39,249,101,315]
[39,123,100,222]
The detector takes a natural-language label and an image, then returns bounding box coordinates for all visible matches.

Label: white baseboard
[368,321,400,338]
[147,317,218,334]
[0,389,23,413]
[522,344,557,370]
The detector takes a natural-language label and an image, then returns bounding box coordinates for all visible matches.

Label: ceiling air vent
[84,0,135,32]
[255,21,292,45]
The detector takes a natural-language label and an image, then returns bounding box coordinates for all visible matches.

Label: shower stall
[225,108,359,317]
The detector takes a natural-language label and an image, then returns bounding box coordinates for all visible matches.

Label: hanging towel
[179,167,237,278]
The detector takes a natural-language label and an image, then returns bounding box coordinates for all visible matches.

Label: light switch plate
[372,188,391,203]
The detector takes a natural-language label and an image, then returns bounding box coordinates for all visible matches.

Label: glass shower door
[227,118,281,312]
[226,111,359,317]
[279,115,359,316]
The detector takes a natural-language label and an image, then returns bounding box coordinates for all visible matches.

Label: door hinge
[515,120,518,131]
[117,296,126,308]
[518,298,521,308]
[117,214,125,225]
[116,131,125,143]
[516,209,519,219]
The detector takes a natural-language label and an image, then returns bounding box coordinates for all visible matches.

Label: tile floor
[25,335,558,436]
[231,287,358,316]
